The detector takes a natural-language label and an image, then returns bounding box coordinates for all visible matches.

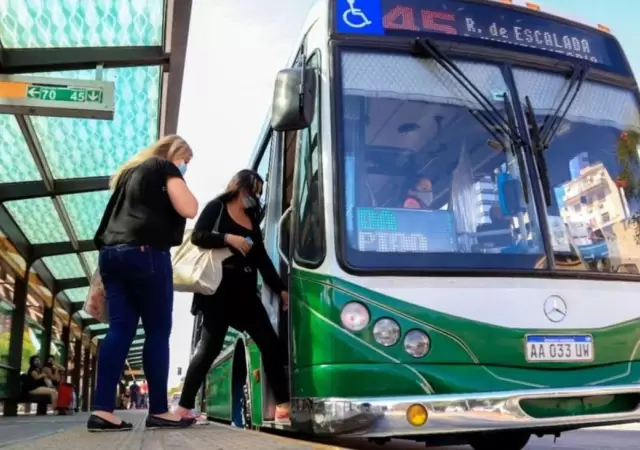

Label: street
[316,424,640,449]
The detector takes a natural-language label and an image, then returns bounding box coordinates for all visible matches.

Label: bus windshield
[338,49,546,271]
[514,68,640,274]
[337,48,640,274]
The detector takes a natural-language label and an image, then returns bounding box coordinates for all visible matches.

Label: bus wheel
[470,432,530,450]
[241,378,252,429]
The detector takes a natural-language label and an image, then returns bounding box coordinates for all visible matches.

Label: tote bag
[82,270,108,323]
[171,208,232,295]
[82,172,127,325]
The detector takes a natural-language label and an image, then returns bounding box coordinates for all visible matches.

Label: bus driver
[403,176,434,209]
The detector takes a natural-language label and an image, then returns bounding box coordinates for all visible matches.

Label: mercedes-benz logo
[543,295,568,323]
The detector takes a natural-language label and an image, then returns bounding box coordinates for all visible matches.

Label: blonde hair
[110,134,192,190]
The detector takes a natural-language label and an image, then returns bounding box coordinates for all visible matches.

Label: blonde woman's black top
[94,157,187,250]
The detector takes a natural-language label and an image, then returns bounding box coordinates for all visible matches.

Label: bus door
[261,52,322,419]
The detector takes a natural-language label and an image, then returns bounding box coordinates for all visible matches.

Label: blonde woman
[88,135,198,432]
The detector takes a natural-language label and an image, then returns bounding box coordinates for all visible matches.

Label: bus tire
[469,432,530,450]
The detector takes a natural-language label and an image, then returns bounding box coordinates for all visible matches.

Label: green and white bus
[197,0,640,448]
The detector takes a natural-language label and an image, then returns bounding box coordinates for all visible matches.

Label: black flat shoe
[145,415,196,430]
[87,414,133,432]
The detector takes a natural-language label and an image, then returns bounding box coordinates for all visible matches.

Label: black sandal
[145,415,196,430]
[87,414,134,432]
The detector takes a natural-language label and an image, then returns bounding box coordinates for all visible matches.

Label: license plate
[525,335,594,362]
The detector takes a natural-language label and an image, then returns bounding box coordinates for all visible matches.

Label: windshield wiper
[413,38,529,201]
[524,96,551,206]
[503,92,529,203]
[537,64,588,150]
[524,64,588,205]
[414,39,523,146]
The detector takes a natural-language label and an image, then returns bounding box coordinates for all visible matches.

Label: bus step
[262,419,293,430]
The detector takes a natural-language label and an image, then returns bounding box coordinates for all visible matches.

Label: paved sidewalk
[0,411,345,450]
[0,412,90,448]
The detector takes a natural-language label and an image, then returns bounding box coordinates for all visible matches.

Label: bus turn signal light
[406,404,428,427]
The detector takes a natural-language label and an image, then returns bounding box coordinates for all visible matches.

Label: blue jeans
[92,245,174,415]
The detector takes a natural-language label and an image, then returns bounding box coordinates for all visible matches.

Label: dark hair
[216,169,265,221]
[29,355,39,368]
[220,169,264,201]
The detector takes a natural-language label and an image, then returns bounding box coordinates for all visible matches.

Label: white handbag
[171,208,232,295]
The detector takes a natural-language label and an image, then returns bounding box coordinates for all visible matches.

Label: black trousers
[179,273,289,409]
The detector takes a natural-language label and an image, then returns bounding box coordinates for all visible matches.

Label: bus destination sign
[335,0,617,67]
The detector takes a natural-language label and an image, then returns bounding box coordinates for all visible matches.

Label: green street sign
[26,85,103,104]
[0,74,114,120]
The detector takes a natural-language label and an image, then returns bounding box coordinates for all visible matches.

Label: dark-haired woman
[175,169,291,422]
[25,355,58,407]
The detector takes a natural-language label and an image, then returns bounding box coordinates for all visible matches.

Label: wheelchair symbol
[342,0,372,29]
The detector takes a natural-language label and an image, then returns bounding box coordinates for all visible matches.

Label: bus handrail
[278,206,292,267]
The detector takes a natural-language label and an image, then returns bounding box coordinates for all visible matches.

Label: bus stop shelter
[0,0,192,415]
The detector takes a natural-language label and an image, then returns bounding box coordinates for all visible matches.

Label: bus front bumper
[291,384,640,437]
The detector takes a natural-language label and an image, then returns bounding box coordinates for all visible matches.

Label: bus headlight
[404,330,431,358]
[373,318,401,347]
[340,302,370,332]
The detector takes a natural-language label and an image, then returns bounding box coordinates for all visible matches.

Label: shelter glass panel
[0,0,164,48]
[0,115,41,183]
[62,191,111,240]
[4,198,68,244]
[89,323,108,335]
[78,310,93,320]
[82,251,99,274]
[65,287,88,303]
[42,254,85,280]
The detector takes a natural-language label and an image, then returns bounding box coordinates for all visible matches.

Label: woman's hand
[225,234,253,255]
[280,291,289,311]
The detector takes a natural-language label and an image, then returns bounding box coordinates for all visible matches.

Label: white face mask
[413,191,433,207]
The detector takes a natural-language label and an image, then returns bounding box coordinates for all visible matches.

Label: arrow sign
[27,87,40,98]
[86,89,103,103]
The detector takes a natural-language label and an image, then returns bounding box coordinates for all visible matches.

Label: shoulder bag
[171,206,232,295]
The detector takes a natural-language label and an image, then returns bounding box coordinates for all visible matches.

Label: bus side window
[256,135,273,238]
[294,52,324,266]
[255,134,273,293]
[281,130,298,260]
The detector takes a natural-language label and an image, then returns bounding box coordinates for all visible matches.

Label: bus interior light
[340,302,370,332]
[404,330,431,358]
[373,318,401,347]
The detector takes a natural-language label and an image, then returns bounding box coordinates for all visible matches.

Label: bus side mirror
[271,68,316,131]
